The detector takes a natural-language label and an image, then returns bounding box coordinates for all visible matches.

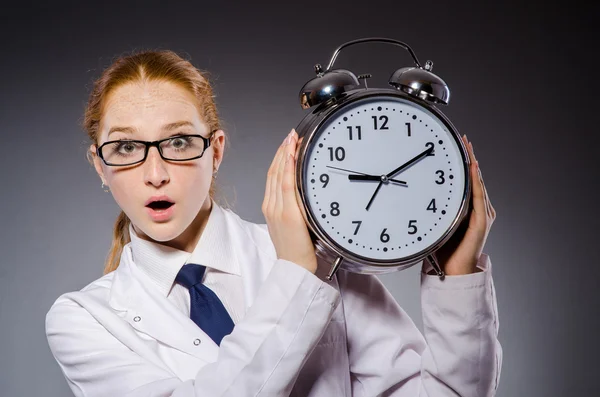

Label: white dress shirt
[128,204,246,324]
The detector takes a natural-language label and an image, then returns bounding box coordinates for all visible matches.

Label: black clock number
[319,173,329,188]
[380,228,390,243]
[372,115,389,130]
[427,198,437,213]
[330,202,340,216]
[408,220,418,235]
[406,122,412,137]
[435,170,445,185]
[347,126,362,140]
[328,147,346,161]
[352,220,362,235]
[426,142,435,156]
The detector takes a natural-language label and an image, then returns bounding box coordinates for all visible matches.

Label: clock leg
[326,256,344,281]
[426,253,446,280]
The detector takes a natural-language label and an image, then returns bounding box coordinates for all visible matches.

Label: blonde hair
[83,49,222,275]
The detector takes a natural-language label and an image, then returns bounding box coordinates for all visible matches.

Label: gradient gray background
[0,1,597,396]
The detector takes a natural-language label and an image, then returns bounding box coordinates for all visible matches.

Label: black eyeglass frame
[96,131,216,167]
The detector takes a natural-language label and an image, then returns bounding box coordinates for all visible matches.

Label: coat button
[194,338,201,346]
[133,316,141,322]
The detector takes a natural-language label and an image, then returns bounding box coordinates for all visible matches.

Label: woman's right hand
[262,129,318,274]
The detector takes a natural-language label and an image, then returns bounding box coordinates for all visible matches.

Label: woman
[45,50,502,396]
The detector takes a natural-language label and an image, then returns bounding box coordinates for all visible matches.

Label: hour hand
[326,165,407,185]
[347,174,379,181]
[348,174,407,186]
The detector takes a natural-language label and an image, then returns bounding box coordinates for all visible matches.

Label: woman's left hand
[427,135,497,275]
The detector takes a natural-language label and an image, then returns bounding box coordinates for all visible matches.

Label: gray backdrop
[1,1,597,396]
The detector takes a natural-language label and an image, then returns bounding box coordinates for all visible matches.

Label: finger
[464,135,495,221]
[476,162,492,218]
[476,160,496,219]
[477,161,492,219]
[263,147,278,213]
[488,187,496,218]
[477,164,496,220]
[282,131,299,208]
[461,134,473,170]
[295,136,304,161]
[267,132,291,213]
[471,141,494,220]
[469,140,489,214]
[461,135,478,208]
[280,130,298,206]
[265,137,285,212]
[466,139,486,223]
[275,130,295,214]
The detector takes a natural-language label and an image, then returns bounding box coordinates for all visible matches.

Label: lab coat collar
[186,202,241,276]
[128,226,190,297]
[128,201,242,297]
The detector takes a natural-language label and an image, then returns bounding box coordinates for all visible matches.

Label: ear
[89,143,107,184]
[211,129,226,171]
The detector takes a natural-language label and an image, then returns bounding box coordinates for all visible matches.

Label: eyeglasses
[96,132,214,166]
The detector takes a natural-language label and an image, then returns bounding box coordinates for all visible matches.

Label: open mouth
[146,200,174,211]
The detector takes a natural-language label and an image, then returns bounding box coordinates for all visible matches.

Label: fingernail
[285,131,293,144]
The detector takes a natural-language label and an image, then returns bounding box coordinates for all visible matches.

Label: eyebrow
[107,121,196,136]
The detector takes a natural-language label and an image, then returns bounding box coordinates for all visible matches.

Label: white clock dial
[303,95,468,262]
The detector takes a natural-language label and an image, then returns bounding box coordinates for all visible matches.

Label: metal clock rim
[295,88,473,274]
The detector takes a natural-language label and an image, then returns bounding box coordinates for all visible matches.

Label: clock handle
[325,37,422,71]
[326,256,344,281]
[426,253,446,280]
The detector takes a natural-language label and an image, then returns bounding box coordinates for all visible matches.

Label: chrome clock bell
[294,37,472,281]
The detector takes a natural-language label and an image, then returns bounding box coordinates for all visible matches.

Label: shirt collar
[129,201,240,297]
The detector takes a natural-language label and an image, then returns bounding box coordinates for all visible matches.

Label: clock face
[302,95,468,262]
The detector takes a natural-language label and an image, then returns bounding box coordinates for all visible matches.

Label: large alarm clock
[294,38,473,281]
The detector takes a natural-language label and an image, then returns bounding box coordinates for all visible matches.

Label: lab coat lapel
[109,246,220,363]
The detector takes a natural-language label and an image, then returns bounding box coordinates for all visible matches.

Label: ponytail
[103,210,131,275]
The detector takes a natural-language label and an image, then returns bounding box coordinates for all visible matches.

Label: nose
[143,147,170,187]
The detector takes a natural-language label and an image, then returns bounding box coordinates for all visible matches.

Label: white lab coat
[45,206,502,396]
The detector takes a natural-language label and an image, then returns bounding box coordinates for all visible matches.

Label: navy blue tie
[175,263,234,346]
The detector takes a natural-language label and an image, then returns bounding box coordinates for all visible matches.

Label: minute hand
[386,146,434,178]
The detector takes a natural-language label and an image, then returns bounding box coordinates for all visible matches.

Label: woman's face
[90,80,224,250]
